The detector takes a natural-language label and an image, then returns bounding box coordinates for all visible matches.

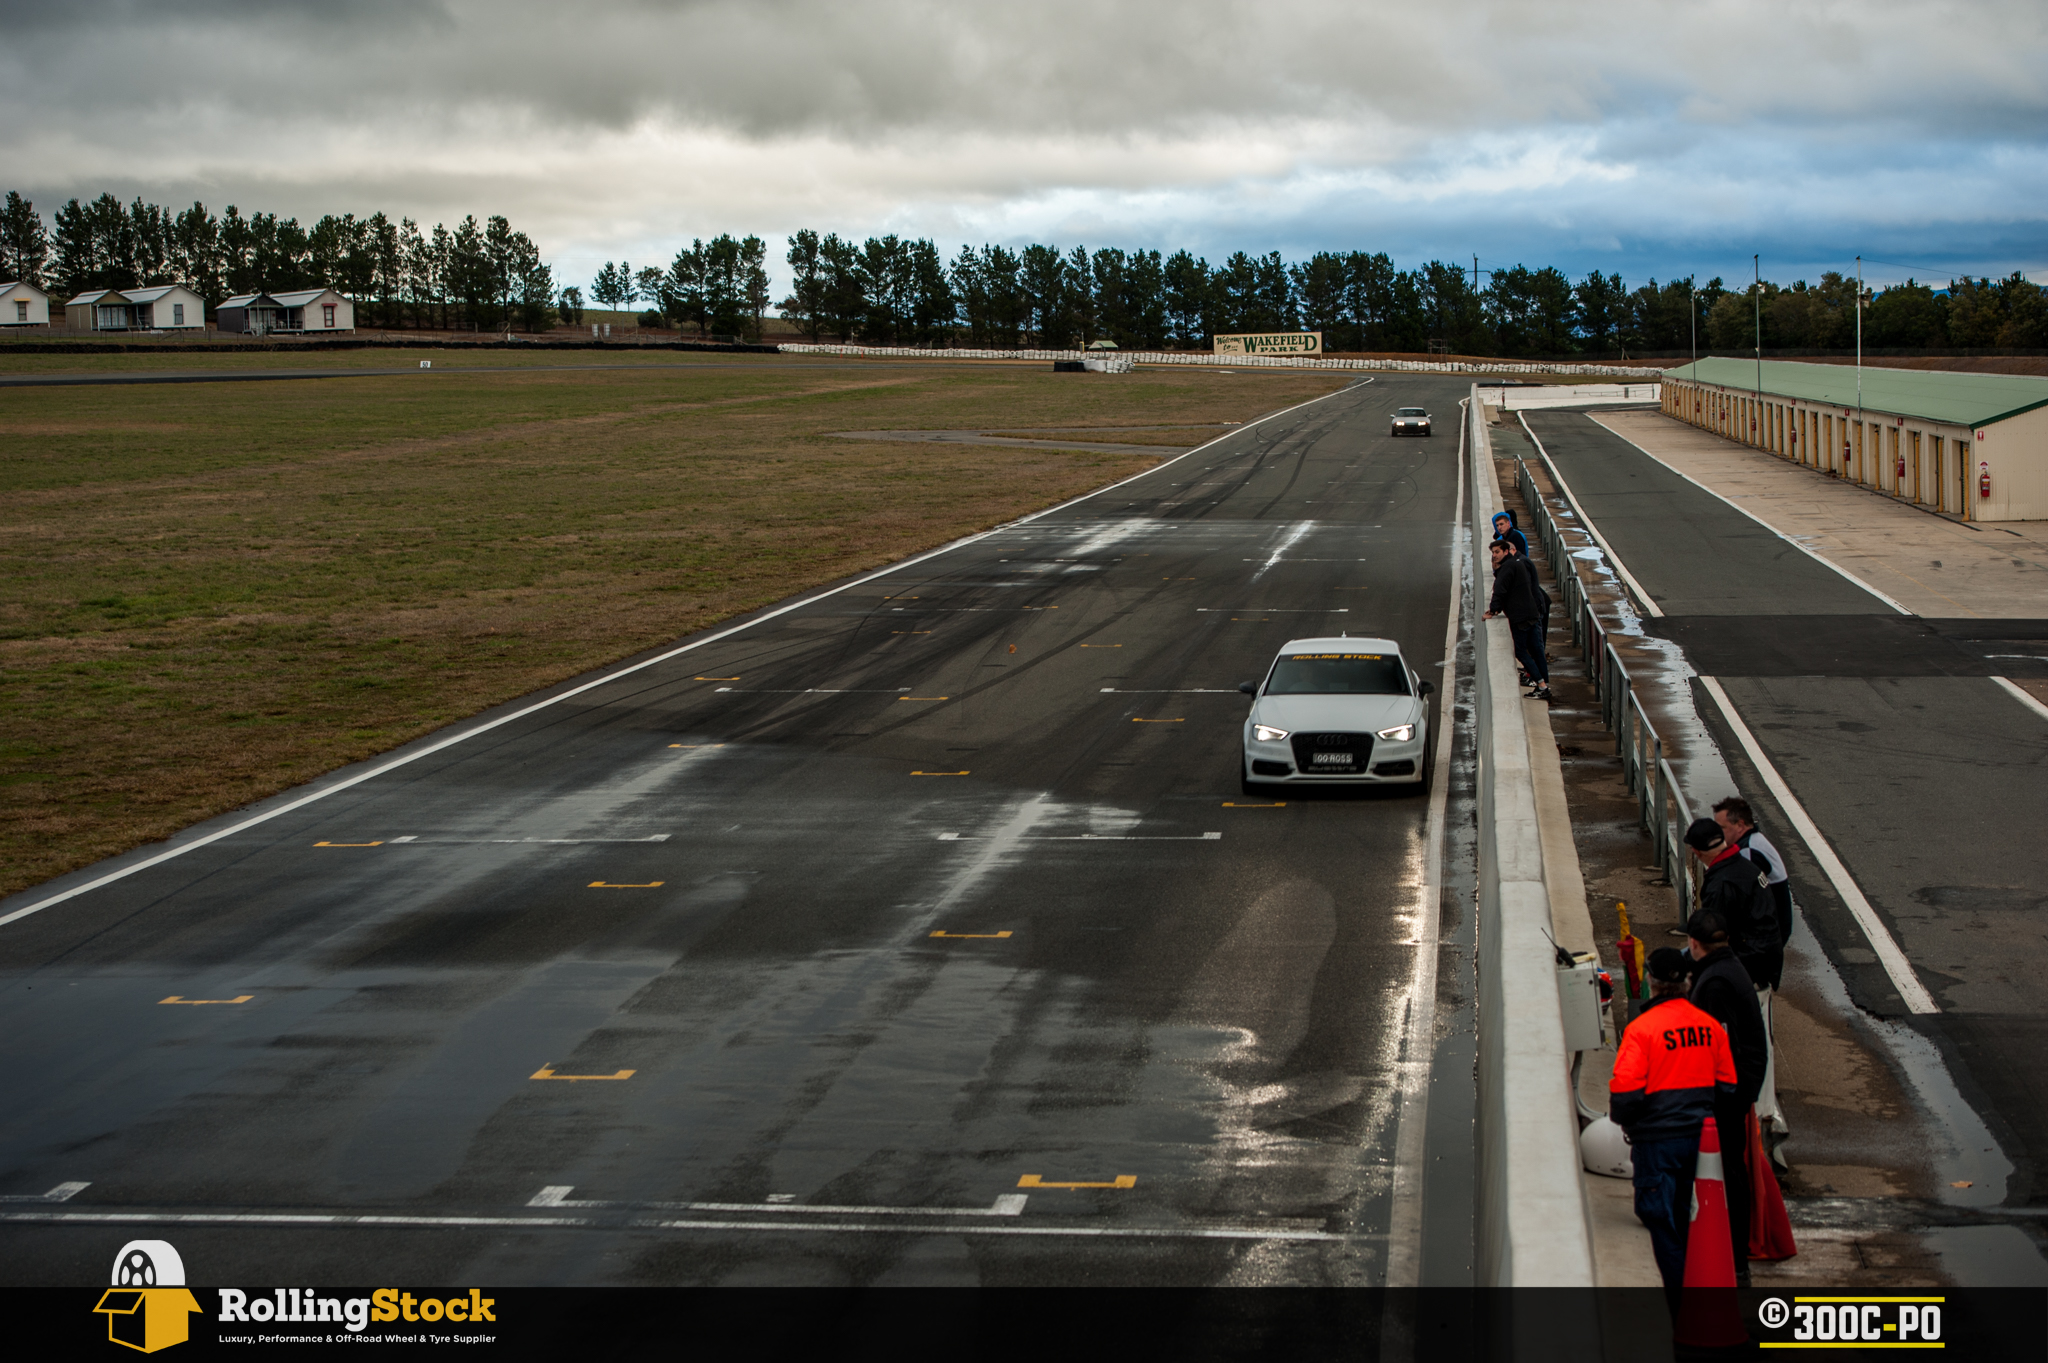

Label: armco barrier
[1509,417,1701,917]
[1468,389,1598,1288]
[779,342,1656,378]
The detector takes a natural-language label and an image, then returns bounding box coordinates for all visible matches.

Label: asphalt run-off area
[1524,408,2048,1213]
[0,376,1484,1288]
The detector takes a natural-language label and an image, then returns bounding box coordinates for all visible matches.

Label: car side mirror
[1237,681,1257,695]
[1417,681,1435,697]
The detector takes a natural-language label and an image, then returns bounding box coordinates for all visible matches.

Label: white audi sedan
[1239,637,1434,793]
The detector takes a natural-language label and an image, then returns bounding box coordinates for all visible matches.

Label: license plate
[1311,752,1353,766]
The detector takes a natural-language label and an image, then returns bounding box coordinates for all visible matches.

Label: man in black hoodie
[1689,814,1783,993]
[1483,536,1550,700]
[1684,895,1769,1286]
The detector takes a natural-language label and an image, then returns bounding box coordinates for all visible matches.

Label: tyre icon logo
[1759,1296,1790,1329]
[116,1247,160,1286]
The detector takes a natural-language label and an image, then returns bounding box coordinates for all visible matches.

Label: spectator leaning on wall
[1482,536,1551,701]
[1610,945,1738,1314]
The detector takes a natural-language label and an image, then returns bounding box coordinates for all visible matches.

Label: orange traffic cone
[1674,1116,1748,1350]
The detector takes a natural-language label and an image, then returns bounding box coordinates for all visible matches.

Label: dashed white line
[529,1187,1031,1217]
[0,1182,90,1203]
[936,832,1221,842]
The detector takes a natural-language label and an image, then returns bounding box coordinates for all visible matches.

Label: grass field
[0,355,1352,896]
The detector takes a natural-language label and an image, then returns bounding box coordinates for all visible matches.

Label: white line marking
[0,1208,1352,1242]
[528,1187,1031,1217]
[388,836,673,846]
[0,384,1362,930]
[1098,688,1238,694]
[1515,412,1664,618]
[1578,412,1915,616]
[1195,608,1346,614]
[936,832,1220,842]
[1698,676,1938,1013]
[705,688,911,694]
[1991,676,2048,725]
[1383,394,1467,1290]
[0,1182,90,1203]
[1249,519,1316,583]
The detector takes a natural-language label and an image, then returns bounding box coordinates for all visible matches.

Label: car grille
[1289,731,1372,773]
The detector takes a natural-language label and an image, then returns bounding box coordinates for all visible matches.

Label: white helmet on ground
[1580,1115,1632,1179]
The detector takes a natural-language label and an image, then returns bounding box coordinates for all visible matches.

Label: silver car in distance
[1238,636,1434,794]
[1390,406,1432,436]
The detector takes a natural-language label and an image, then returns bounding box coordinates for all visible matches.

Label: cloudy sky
[5,0,2045,296]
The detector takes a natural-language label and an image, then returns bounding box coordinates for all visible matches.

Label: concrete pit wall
[1469,387,1598,1289]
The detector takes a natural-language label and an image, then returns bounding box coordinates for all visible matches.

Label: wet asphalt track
[0,377,1477,1287]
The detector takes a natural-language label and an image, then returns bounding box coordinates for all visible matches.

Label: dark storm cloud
[2,1,2043,289]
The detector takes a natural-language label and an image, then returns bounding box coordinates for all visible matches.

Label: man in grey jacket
[1716,795,1794,1151]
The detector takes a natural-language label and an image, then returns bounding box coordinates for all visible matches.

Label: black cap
[1647,947,1691,983]
[1683,817,1726,851]
[1685,908,1730,945]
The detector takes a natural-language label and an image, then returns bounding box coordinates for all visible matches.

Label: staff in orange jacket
[1610,946,1739,1314]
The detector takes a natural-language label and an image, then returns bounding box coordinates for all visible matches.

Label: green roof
[1659,357,2048,428]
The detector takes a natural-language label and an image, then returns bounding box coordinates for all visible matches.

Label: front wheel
[1409,724,1437,796]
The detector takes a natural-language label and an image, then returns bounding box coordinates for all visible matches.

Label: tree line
[587,235,774,339]
[766,235,2048,354]
[1,190,554,331]
[4,188,2041,351]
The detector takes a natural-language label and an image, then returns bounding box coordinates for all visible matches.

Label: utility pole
[1753,254,1763,446]
[1689,279,1697,378]
[1855,256,1865,463]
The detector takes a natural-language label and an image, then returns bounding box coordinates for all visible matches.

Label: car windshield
[1265,651,1411,695]
[1396,408,1427,416]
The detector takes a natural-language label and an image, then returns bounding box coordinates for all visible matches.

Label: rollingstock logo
[218,1287,497,1332]
[1756,1295,1944,1348]
[88,1237,496,1351]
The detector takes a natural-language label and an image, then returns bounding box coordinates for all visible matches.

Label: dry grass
[1,358,1350,895]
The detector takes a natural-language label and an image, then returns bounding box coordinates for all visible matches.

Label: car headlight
[1376,724,1415,742]
[1252,724,1290,743]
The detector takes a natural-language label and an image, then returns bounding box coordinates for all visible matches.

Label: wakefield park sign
[1213,331,1323,355]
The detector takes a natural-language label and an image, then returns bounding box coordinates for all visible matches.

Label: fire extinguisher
[1980,463,1992,499]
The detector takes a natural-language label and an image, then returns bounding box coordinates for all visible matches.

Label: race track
[0,376,1476,1287]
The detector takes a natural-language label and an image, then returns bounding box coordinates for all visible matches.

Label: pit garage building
[2,280,50,326]
[1662,358,2048,522]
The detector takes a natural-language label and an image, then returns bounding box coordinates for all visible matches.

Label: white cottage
[216,287,355,335]
[65,284,207,331]
[2,280,50,327]
[124,284,206,329]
